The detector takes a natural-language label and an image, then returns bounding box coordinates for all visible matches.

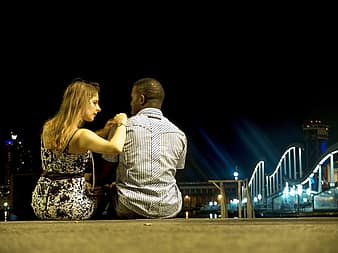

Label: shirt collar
[137,108,163,119]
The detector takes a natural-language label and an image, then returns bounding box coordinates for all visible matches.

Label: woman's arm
[76,113,128,154]
[95,117,116,138]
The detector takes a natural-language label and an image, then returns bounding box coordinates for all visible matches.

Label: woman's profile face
[83,93,101,122]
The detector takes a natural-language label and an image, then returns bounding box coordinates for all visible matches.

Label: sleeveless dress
[31,131,96,220]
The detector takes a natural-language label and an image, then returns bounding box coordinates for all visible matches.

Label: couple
[31,77,187,220]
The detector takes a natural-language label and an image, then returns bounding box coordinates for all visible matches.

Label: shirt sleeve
[176,133,187,169]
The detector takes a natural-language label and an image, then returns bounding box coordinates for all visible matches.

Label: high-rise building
[302,120,329,172]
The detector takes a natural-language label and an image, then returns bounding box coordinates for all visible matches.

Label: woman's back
[31,136,96,220]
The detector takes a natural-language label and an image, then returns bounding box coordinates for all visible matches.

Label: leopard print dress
[31,138,96,220]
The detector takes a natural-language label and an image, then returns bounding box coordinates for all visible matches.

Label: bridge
[247,142,338,215]
[180,121,337,218]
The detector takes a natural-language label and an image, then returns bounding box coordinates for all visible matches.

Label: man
[103,77,187,219]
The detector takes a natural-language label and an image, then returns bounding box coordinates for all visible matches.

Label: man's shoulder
[127,114,147,123]
[164,119,187,136]
[126,115,151,129]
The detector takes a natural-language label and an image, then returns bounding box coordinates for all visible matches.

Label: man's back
[116,108,187,218]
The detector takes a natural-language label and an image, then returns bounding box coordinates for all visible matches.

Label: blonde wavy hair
[42,79,100,151]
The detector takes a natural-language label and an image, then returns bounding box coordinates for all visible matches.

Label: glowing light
[297,184,303,196]
[306,188,311,195]
[234,170,239,180]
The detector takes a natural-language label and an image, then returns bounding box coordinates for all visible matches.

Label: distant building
[302,120,329,172]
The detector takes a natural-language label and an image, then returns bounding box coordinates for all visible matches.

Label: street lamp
[184,195,191,219]
[234,166,239,180]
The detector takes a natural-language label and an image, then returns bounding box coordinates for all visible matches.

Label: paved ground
[1,217,337,253]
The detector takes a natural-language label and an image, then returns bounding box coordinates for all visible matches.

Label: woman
[31,78,127,220]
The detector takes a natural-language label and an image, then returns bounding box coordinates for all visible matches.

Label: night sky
[2,7,336,181]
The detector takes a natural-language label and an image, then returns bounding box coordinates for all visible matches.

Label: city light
[234,166,239,180]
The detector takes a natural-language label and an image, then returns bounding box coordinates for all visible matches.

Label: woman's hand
[113,113,128,127]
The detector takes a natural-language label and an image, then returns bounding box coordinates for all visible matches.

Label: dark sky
[1,7,337,181]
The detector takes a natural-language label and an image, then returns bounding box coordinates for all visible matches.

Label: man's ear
[140,94,146,105]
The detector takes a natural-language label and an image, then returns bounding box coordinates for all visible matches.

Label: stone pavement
[0,217,337,253]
